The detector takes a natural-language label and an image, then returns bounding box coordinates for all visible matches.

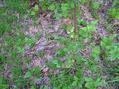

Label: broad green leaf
[33,5,39,12]
[24,71,32,78]
[30,11,36,16]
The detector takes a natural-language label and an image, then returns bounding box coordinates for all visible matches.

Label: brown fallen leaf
[63,18,72,25]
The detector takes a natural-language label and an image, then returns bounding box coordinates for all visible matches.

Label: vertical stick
[72,1,78,67]
[73,1,78,40]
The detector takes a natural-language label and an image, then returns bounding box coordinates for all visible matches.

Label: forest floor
[0,0,119,89]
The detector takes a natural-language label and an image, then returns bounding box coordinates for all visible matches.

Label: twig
[73,1,78,40]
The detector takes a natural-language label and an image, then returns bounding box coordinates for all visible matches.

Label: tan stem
[73,2,78,40]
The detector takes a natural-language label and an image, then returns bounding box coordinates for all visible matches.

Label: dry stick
[72,1,78,69]
[73,1,78,40]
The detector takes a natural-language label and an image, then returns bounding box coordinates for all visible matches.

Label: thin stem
[73,1,78,40]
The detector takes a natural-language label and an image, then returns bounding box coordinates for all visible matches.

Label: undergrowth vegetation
[0,0,119,89]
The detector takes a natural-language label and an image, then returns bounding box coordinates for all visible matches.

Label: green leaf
[17,47,24,53]
[62,10,69,17]
[91,1,100,9]
[90,20,98,25]
[70,2,74,8]
[72,76,80,87]
[33,5,39,12]
[31,86,36,89]
[65,58,73,68]
[24,71,32,78]
[109,45,119,60]
[52,59,60,68]
[61,3,69,11]
[43,86,48,89]
[91,46,100,58]
[108,8,119,19]
[48,3,55,11]
[30,11,36,16]
[54,11,62,19]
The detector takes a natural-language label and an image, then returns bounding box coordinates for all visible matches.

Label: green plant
[85,77,106,89]
[0,0,30,88]
[5,0,28,14]
[101,35,119,61]
[90,1,100,10]
[28,4,39,16]
[24,67,41,78]
[108,8,119,19]
[39,0,78,19]
[108,0,119,19]
[79,20,98,39]
[0,77,8,89]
